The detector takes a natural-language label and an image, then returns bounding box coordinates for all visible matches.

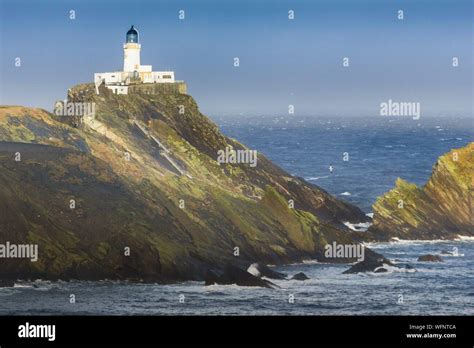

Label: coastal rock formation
[204,264,276,288]
[418,254,443,262]
[373,267,388,273]
[367,143,473,241]
[0,85,374,282]
[247,262,287,280]
[343,253,394,274]
[0,279,15,287]
[291,272,310,280]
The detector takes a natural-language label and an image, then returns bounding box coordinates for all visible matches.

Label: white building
[94,25,176,95]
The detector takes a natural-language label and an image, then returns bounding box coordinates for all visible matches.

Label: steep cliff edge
[367,143,473,241]
[0,85,371,282]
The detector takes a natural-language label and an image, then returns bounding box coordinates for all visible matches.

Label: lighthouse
[123,25,141,72]
[94,25,183,95]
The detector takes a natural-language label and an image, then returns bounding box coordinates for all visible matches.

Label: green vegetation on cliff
[369,143,473,240]
[0,85,370,281]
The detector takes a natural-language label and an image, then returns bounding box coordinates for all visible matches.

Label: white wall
[150,71,175,83]
[95,72,125,84]
[106,85,128,95]
[123,43,141,72]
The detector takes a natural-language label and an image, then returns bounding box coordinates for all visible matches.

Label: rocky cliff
[367,143,473,241]
[0,85,371,282]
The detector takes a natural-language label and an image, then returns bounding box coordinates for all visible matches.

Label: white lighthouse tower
[123,25,141,72]
[94,25,179,95]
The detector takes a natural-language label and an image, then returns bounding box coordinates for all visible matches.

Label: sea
[0,115,473,315]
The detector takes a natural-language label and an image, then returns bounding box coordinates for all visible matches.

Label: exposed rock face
[0,86,373,282]
[418,255,443,262]
[368,143,474,241]
[0,279,14,287]
[373,267,388,273]
[343,253,394,274]
[291,272,310,280]
[247,262,287,280]
[204,264,276,288]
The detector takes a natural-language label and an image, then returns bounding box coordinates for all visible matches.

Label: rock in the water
[205,264,276,288]
[343,252,394,274]
[374,267,388,273]
[247,262,287,280]
[0,279,15,287]
[418,254,443,262]
[291,272,310,280]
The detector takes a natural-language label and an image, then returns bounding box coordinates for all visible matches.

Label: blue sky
[0,0,472,117]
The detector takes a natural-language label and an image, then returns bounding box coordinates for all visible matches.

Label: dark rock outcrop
[204,265,276,288]
[343,253,394,274]
[247,263,287,280]
[374,267,388,273]
[291,272,310,280]
[418,254,443,262]
[0,279,15,287]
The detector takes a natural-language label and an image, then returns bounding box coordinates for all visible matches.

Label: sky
[0,0,472,117]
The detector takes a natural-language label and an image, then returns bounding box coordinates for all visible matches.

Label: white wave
[307,175,329,181]
[285,259,337,265]
[302,259,320,265]
[343,221,372,232]
[389,237,452,244]
[455,235,474,241]
[372,263,416,275]
[339,192,351,196]
[366,213,374,218]
[440,252,465,257]
[204,283,272,291]
[365,236,474,248]
[390,236,474,244]
[13,284,33,288]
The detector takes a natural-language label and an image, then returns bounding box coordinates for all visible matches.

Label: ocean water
[218,115,474,212]
[1,239,473,315]
[1,115,473,315]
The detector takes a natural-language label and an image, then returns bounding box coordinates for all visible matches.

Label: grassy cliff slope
[0,85,372,281]
[368,143,473,241]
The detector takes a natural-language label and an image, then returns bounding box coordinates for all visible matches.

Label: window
[163,75,172,79]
